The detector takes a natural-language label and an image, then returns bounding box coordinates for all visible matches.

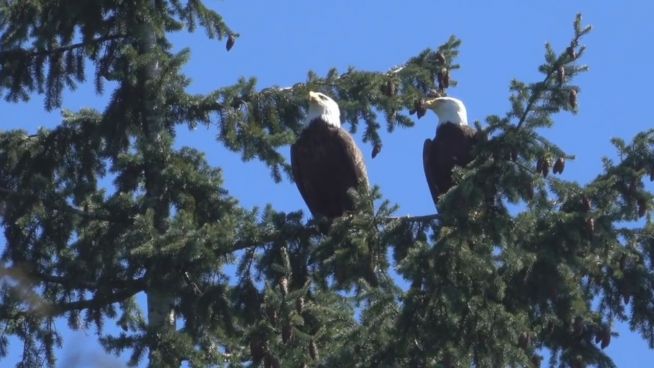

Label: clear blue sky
[2,1,654,366]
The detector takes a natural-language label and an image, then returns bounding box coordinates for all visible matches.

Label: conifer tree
[0,3,653,368]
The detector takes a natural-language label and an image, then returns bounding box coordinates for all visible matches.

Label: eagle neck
[437,118,467,134]
[306,107,341,128]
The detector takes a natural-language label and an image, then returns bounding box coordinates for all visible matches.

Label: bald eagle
[422,97,476,205]
[291,91,369,219]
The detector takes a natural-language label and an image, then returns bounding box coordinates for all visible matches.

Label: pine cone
[250,339,265,364]
[581,196,592,212]
[426,88,441,98]
[567,46,577,59]
[309,339,319,361]
[600,327,611,349]
[586,217,595,233]
[437,68,450,90]
[519,332,531,349]
[569,89,578,109]
[557,66,565,85]
[231,96,244,109]
[435,51,446,64]
[279,276,288,296]
[383,79,396,97]
[264,354,280,368]
[372,143,382,159]
[442,68,450,88]
[265,304,278,323]
[537,157,550,177]
[510,149,518,162]
[542,158,551,177]
[414,99,427,119]
[619,254,627,272]
[531,354,542,368]
[573,316,584,336]
[296,297,305,313]
[546,321,556,335]
[637,197,648,217]
[524,181,534,200]
[553,157,565,174]
[226,34,236,51]
[282,322,293,344]
[628,180,637,195]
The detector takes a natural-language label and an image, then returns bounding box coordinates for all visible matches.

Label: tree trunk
[134,1,176,366]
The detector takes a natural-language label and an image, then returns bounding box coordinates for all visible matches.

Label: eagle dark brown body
[291,119,368,218]
[423,122,476,205]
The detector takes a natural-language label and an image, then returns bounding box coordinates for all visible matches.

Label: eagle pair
[291,91,475,219]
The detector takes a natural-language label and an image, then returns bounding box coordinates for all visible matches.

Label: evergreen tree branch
[0,265,145,292]
[0,34,127,59]
[4,6,652,367]
[226,212,439,257]
[384,213,440,223]
[49,287,141,315]
[0,286,143,320]
[514,14,591,130]
[230,226,319,255]
[0,265,144,323]
[514,59,565,130]
[0,186,118,223]
[178,37,461,181]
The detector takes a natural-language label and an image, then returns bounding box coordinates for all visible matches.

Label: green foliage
[1,4,654,368]
[0,0,234,109]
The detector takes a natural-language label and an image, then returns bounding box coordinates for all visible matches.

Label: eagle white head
[424,96,468,126]
[305,91,341,128]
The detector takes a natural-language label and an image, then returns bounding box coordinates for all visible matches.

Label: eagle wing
[291,123,368,218]
[422,138,440,205]
[290,141,316,215]
[333,127,369,189]
[423,124,478,207]
[291,124,369,218]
